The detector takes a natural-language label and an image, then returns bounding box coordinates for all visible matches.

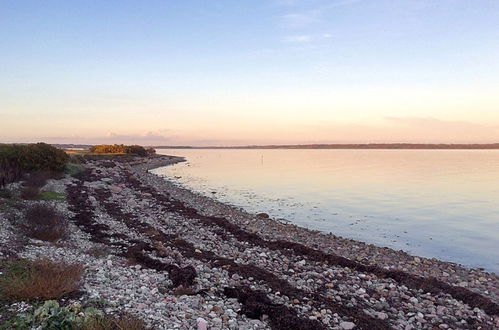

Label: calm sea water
[153,149,499,272]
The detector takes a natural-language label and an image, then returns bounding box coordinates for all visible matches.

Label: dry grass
[0,259,83,301]
[81,315,149,330]
[24,204,68,242]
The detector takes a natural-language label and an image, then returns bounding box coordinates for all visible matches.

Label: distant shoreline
[50,143,499,150]
[152,143,499,150]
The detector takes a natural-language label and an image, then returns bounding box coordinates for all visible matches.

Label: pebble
[196,317,208,330]
[340,321,356,329]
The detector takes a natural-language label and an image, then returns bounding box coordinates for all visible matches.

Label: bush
[0,259,83,301]
[24,204,68,241]
[89,144,152,157]
[0,158,23,188]
[24,171,49,187]
[20,143,69,171]
[21,185,41,200]
[1,299,148,330]
[0,143,69,188]
[24,170,64,188]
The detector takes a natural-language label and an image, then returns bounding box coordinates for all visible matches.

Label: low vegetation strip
[0,259,83,301]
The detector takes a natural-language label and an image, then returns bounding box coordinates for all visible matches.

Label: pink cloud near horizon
[3,117,498,146]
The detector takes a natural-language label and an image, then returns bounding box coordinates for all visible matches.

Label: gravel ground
[0,155,498,329]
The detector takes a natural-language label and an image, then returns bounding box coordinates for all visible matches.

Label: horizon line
[47,142,499,150]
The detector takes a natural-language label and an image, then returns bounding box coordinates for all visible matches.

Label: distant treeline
[154,143,499,150]
[0,143,69,188]
[89,144,155,156]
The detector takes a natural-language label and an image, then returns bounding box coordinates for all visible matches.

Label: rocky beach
[1,155,498,329]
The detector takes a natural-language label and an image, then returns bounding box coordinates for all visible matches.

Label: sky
[1,0,499,146]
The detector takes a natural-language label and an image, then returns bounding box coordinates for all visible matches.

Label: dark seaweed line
[115,169,392,329]
[77,170,330,330]
[67,173,129,250]
[83,167,389,329]
[131,170,499,317]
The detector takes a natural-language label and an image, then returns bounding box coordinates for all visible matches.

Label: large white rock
[340,321,356,329]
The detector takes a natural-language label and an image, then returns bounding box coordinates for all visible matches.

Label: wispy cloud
[280,12,321,28]
[277,0,359,48]
[281,34,312,43]
[37,131,174,145]
[279,0,362,28]
[105,131,171,142]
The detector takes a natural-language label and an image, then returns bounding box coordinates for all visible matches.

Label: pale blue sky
[1,0,499,145]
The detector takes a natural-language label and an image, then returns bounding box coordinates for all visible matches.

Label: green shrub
[20,143,69,171]
[0,300,102,330]
[0,300,149,330]
[0,143,69,187]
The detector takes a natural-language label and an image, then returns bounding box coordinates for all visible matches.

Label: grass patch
[39,190,66,201]
[0,259,83,301]
[23,204,68,242]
